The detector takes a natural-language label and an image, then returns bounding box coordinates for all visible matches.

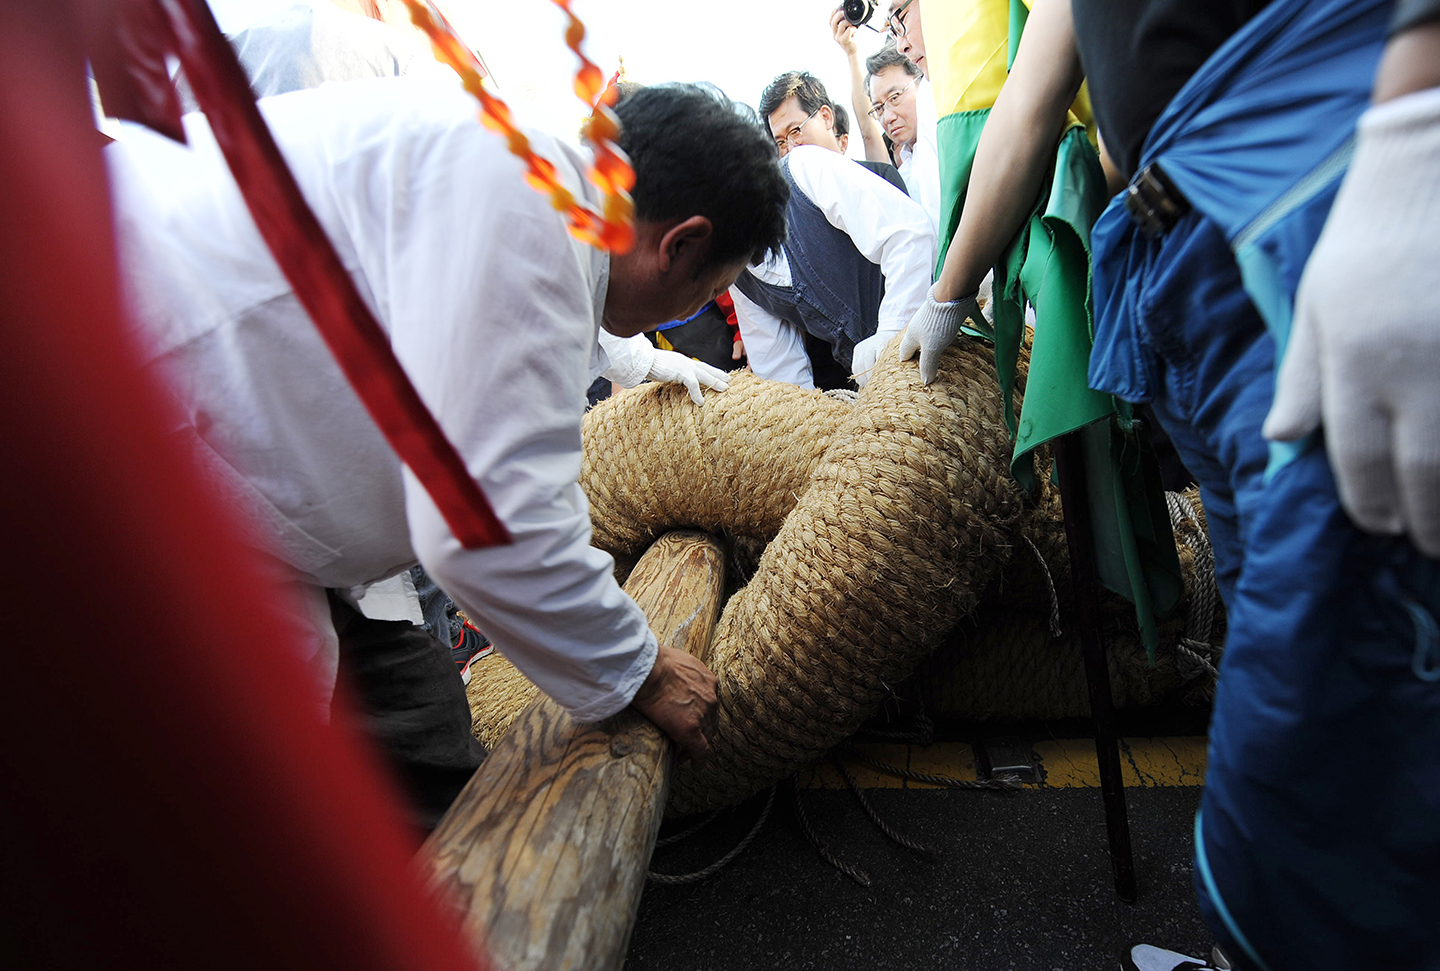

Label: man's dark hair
[609,80,645,107]
[757,71,833,135]
[864,41,921,96]
[830,102,850,140]
[615,83,788,267]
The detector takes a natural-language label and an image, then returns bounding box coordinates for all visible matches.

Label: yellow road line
[797,737,1207,789]
[1035,737,1208,788]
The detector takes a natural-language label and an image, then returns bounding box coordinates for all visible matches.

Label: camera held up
[842,0,876,27]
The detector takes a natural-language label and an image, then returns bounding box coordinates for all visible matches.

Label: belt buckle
[1124,162,1188,237]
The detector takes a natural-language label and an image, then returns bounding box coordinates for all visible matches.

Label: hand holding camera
[830,6,860,53]
[841,0,878,27]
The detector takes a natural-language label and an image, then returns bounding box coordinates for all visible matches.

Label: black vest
[733,156,886,386]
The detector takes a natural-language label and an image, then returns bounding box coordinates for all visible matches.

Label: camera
[842,0,876,27]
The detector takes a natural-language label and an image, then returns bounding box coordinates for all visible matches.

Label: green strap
[933,109,990,277]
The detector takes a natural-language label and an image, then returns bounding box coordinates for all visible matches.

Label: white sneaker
[1122,943,1222,971]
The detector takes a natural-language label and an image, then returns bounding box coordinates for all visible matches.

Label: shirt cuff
[562,629,659,723]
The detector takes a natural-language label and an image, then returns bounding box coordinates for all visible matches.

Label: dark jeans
[1091,210,1440,971]
[329,592,485,832]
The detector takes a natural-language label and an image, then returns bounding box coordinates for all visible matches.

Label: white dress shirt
[729,145,935,388]
[107,76,657,722]
[895,77,943,239]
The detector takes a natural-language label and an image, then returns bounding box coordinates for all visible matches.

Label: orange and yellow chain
[399,0,636,252]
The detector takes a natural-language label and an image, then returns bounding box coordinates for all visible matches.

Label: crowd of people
[93,0,1440,969]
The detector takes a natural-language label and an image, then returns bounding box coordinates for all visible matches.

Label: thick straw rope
[465,340,1219,813]
[668,341,1023,814]
[915,484,1220,718]
[467,336,1024,815]
[582,370,854,582]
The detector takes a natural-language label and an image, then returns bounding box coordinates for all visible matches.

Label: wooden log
[420,530,724,971]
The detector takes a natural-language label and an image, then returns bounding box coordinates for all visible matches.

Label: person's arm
[1374,15,1440,102]
[933,0,1083,302]
[1097,130,1128,197]
[595,328,731,406]
[831,6,890,161]
[383,120,716,757]
[1264,15,1440,556]
[728,282,815,387]
[896,0,1083,382]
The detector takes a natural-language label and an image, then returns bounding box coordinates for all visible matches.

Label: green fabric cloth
[934,101,1182,655]
[934,109,990,278]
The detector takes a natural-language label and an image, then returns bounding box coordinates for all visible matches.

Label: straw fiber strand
[912,600,1190,720]
[464,652,535,747]
[581,371,851,583]
[667,337,1023,814]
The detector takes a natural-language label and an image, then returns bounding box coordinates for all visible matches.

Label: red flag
[91,0,511,549]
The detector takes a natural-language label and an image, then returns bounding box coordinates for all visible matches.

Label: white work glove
[1264,88,1440,557]
[644,348,730,406]
[850,330,898,387]
[597,332,730,405]
[897,285,984,385]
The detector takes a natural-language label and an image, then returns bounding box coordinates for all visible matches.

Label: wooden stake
[421,530,724,971]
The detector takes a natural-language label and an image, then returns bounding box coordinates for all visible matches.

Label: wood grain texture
[421,530,724,971]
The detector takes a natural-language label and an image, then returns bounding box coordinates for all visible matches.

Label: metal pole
[1053,428,1137,902]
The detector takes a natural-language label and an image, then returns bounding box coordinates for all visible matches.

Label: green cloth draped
[933,22,1182,654]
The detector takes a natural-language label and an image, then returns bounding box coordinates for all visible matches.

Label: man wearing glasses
[730,71,934,391]
[865,40,941,235]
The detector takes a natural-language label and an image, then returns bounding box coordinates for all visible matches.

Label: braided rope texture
[914,484,1221,719]
[667,340,1023,815]
[466,337,1024,814]
[463,339,1220,814]
[582,369,853,583]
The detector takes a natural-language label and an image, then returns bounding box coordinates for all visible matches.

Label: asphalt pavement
[627,722,1215,971]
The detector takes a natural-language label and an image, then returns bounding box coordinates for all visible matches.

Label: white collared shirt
[728,146,935,388]
[107,76,657,722]
[895,77,943,238]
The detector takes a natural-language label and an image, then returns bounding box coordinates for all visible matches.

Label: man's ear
[657,216,714,279]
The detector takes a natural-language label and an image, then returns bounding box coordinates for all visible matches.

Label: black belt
[1124,162,1190,237]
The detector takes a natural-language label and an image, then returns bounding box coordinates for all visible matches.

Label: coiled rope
[465,338,1220,813]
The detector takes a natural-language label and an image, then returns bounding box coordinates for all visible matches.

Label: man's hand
[646,349,730,406]
[830,6,859,55]
[1264,89,1440,557]
[630,646,719,764]
[897,285,982,385]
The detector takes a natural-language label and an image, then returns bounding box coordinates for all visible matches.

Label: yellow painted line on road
[1035,737,1208,788]
[797,737,1207,789]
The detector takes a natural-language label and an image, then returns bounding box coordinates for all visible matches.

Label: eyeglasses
[867,77,918,119]
[884,0,914,39]
[774,107,821,150]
